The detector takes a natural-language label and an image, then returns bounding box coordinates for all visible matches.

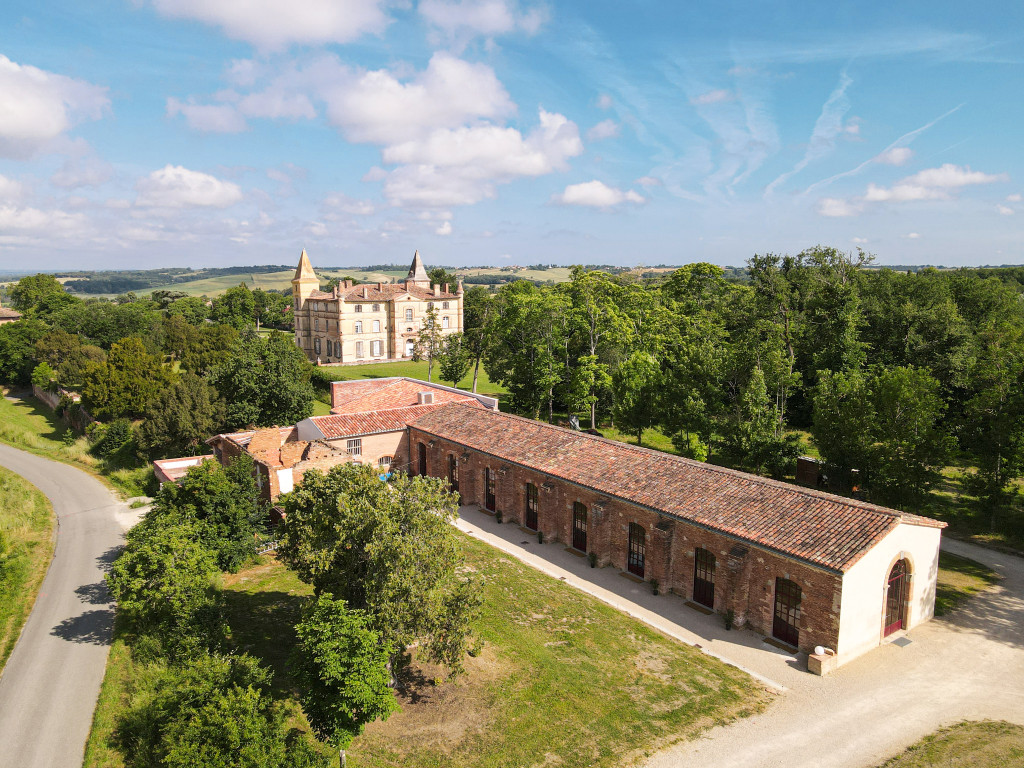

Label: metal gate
[773,578,801,647]
[693,548,716,609]
[627,523,645,578]
[572,502,587,552]
[884,560,908,636]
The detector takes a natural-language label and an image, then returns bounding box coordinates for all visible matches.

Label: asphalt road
[0,443,124,768]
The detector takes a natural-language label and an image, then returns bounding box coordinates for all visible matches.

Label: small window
[442,316,449,328]
[314,317,320,330]
[355,341,364,358]
[428,302,434,310]
[372,320,381,332]
[346,438,362,456]
[372,303,380,312]
[355,321,363,334]
[378,456,392,467]
[405,308,413,321]
[443,301,450,309]
[354,304,363,313]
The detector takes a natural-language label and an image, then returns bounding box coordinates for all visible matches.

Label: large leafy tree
[461,285,493,393]
[212,283,256,330]
[291,595,397,768]
[277,463,482,674]
[52,300,160,349]
[166,295,211,325]
[209,329,313,429]
[611,351,661,445]
[437,331,471,387]
[146,455,264,571]
[412,305,444,382]
[9,273,78,320]
[136,373,227,459]
[719,364,801,478]
[79,336,173,419]
[0,318,48,385]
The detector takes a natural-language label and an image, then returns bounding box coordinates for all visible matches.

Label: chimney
[362,286,368,298]
[376,282,382,290]
[433,284,440,296]
[443,283,449,294]
[332,284,338,298]
[344,279,352,289]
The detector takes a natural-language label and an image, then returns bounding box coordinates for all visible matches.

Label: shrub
[94,418,133,457]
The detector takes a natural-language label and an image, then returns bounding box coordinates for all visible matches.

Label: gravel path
[0,444,125,768]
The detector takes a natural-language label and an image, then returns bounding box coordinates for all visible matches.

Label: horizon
[0,1,1021,270]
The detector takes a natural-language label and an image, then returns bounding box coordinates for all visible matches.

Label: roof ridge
[442,403,912,524]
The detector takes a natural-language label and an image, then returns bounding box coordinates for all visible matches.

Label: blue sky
[0,0,1021,270]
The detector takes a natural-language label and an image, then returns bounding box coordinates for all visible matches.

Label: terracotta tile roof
[153,455,215,484]
[312,401,482,440]
[339,284,407,301]
[330,378,480,414]
[409,405,945,573]
[0,307,22,319]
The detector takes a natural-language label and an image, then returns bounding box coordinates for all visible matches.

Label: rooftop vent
[417,391,435,405]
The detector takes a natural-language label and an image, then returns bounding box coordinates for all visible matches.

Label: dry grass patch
[876,720,1024,767]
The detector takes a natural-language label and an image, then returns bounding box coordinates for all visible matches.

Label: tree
[253,289,291,329]
[611,351,661,445]
[437,332,471,387]
[563,354,611,428]
[166,296,210,325]
[719,364,801,478]
[9,273,77,319]
[811,369,873,488]
[79,336,173,419]
[52,300,160,349]
[0,319,49,385]
[145,455,264,571]
[209,329,314,430]
[180,323,239,376]
[278,464,482,674]
[413,305,444,382]
[428,267,458,291]
[212,283,256,330]
[462,285,493,393]
[120,652,327,768]
[291,595,398,767]
[136,373,227,459]
[31,362,57,391]
[106,519,224,655]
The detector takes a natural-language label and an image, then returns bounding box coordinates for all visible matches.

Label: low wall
[31,384,95,432]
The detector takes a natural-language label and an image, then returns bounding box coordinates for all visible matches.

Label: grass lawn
[876,721,1024,767]
[0,466,54,673]
[316,359,507,400]
[216,535,770,768]
[0,395,152,498]
[934,551,1000,617]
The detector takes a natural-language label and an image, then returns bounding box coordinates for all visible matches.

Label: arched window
[884,560,910,636]
[378,456,392,467]
[314,338,321,355]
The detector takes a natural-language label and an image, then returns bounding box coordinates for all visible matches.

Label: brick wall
[409,427,843,653]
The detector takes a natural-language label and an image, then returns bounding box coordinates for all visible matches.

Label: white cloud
[0,174,24,201]
[379,108,582,207]
[817,197,861,217]
[136,165,244,208]
[851,236,868,244]
[635,175,661,188]
[0,55,108,157]
[1008,193,1022,202]
[419,0,546,41]
[997,204,1014,215]
[554,180,645,208]
[691,89,734,106]
[0,204,88,233]
[906,232,920,239]
[435,220,453,235]
[596,94,613,110]
[150,0,391,50]
[322,192,376,217]
[586,119,619,141]
[875,147,914,166]
[166,98,248,133]
[51,152,114,188]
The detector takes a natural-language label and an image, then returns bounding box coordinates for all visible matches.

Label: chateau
[292,250,464,364]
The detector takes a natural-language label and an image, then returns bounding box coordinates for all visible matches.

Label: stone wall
[409,427,844,654]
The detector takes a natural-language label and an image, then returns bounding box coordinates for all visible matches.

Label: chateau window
[314,338,321,355]
[372,340,382,357]
[354,304,363,313]
[355,321,363,334]
[443,301,449,309]
[442,316,449,328]
[372,303,380,312]
[346,438,362,456]
[355,341,364,358]
[405,308,413,321]
[314,317,319,330]
[372,320,381,332]
[428,302,434,310]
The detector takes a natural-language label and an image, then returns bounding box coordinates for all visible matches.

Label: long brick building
[180,377,943,670]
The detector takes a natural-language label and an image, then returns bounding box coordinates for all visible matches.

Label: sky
[0,1,1022,271]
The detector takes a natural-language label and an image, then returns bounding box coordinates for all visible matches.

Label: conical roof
[293,249,317,282]
[406,250,430,283]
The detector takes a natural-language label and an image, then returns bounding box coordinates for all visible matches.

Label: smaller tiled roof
[311,400,483,440]
[0,307,22,319]
[153,455,215,484]
[330,377,481,414]
[409,405,945,573]
[339,283,406,301]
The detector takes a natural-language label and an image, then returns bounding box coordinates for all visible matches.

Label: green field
[0,396,151,499]
[876,721,1024,767]
[85,534,769,768]
[0,466,54,672]
[316,359,507,399]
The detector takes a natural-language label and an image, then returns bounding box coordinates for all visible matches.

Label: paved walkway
[0,444,125,768]
[456,507,1024,768]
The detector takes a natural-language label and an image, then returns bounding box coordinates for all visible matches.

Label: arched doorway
[884,559,910,637]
